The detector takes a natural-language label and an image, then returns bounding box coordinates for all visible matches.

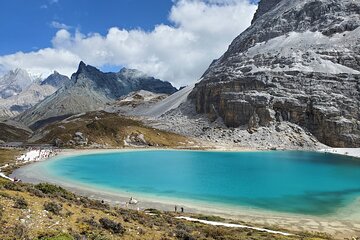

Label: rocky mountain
[189,0,360,147]
[0,68,34,99]
[41,71,71,88]
[16,62,177,127]
[0,71,70,119]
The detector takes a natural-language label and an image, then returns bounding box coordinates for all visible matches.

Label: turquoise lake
[40,150,360,215]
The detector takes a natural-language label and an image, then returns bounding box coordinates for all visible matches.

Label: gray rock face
[0,69,34,99]
[16,62,177,127]
[41,71,70,88]
[190,0,360,147]
[252,0,282,24]
[0,70,68,119]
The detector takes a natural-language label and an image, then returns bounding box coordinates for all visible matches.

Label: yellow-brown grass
[35,111,192,148]
[0,178,333,240]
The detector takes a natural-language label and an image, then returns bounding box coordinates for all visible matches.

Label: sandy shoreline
[319,148,360,159]
[8,147,360,238]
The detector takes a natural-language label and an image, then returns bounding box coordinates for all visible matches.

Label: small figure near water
[129,197,138,205]
[174,205,177,212]
[181,207,184,213]
[13,177,21,183]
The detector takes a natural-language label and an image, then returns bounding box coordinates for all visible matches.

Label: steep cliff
[189,0,360,147]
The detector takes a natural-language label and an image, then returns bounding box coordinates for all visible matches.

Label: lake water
[34,150,360,215]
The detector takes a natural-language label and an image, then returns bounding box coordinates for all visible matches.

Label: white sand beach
[319,148,360,159]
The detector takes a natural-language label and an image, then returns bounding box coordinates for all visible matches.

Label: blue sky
[0,0,175,55]
[0,0,258,86]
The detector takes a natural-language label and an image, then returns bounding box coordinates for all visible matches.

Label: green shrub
[14,224,28,239]
[0,203,3,220]
[35,183,75,201]
[44,202,62,215]
[195,214,225,222]
[26,186,45,197]
[85,233,110,240]
[83,217,101,228]
[36,183,65,194]
[14,197,28,209]
[0,191,12,199]
[175,223,195,240]
[144,208,162,215]
[99,218,125,234]
[37,233,74,240]
[175,229,195,240]
[4,182,24,191]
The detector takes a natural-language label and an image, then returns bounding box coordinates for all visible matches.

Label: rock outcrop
[41,71,70,88]
[16,62,177,127]
[189,0,360,147]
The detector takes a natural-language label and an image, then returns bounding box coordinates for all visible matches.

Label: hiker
[181,207,184,213]
[175,205,177,212]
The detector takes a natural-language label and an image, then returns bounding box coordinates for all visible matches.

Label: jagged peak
[251,0,282,24]
[77,61,87,72]
[73,61,101,77]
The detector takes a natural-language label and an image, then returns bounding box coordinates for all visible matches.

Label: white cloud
[50,21,72,30]
[0,0,257,87]
[41,0,59,9]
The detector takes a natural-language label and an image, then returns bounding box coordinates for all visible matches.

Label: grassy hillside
[0,123,32,142]
[0,178,332,240]
[33,111,193,148]
[0,149,23,175]
[0,149,22,166]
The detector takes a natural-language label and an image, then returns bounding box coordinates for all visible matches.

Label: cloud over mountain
[0,0,257,87]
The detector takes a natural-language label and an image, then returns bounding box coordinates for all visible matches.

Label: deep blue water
[42,150,360,215]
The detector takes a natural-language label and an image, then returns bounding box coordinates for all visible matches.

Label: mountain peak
[73,61,102,78]
[41,71,70,88]
[252,0,282,24]
[77,61,87,72]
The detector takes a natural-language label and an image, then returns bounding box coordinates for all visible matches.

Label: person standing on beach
[181,207,184,213]
[175,205,177,212]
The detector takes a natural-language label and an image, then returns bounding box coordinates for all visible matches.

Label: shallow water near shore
[14,150,360,217]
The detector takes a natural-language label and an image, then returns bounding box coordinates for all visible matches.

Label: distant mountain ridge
[189,0,360,147]
[16,61,177,127]
[0,68,35,99]
[0,70,70,119]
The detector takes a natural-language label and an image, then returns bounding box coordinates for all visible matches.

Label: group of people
[174,205,184,213]
[124,197,185,214]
